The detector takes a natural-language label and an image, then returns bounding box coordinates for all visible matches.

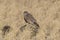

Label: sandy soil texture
[0,0,60,40]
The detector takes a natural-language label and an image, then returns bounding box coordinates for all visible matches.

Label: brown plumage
[23,11,40,38]
[23,11,39,27]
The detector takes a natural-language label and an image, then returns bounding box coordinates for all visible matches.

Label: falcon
[23,11,39,27]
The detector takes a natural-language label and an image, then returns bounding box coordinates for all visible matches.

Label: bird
[23,11,40,39]
[23,11,39,28]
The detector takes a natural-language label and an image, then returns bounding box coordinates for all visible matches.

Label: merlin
[23,11,39,28]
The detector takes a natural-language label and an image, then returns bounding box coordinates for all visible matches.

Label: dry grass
[0,0,60,40]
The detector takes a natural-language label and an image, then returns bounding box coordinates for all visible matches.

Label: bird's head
[24,11,29,16]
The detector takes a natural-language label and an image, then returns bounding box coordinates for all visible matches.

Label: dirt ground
[0,0,60,40]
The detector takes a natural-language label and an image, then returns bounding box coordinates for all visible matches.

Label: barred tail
[33,22,39,28]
